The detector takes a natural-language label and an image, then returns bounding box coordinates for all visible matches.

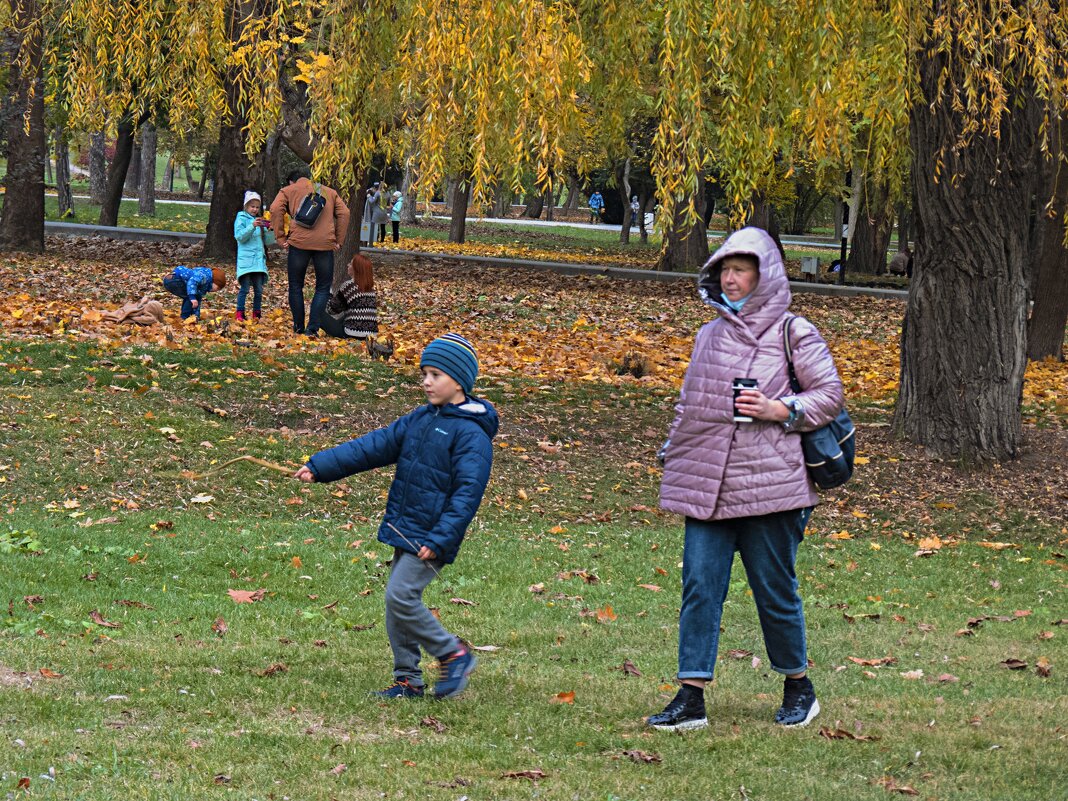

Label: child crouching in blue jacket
[162,265,226,320]
[294,334,498,699]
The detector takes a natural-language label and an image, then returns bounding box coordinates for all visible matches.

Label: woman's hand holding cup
[734,387,790,423]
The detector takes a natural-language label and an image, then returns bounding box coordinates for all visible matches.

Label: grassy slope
[1,337,1064,801]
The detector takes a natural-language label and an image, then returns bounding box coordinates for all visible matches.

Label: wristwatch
[781,397,804,431]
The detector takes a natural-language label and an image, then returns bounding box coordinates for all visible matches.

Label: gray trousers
[385,548,459,686]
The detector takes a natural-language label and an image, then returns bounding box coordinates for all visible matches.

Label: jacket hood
[440,396,499,439]
[697,227,791,338]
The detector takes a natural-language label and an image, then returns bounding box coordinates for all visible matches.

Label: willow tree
[62,0,226,227]
[654,0,1068,461]
[275,0,589,245]
[892,2,1068,461]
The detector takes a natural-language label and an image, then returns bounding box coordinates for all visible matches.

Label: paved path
[43,220,907,300]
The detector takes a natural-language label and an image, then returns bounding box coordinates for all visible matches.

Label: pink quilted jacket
[659,227,845,521]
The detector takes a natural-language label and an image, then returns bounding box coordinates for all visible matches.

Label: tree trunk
[161,154,174,191]
[448,172,471,243]
[138,122,157,216]
[896,202,911,251]
[892,46,1040,461]
[89,130,107,204]
[565,172,581,212]
[847,183,893,275]
[657,190,708,271]
[203,119,259,260]
[524,190,544,219]
[443,177,457,213]
[401,159,418,224]
[125,140,141,194]
[183,161,197,194]
[1027,115,1068,361]
[544,186,555,222]
[746,193,786,259]
[44,133,52,185]
[0,0,45,252]
[99,115,138,226]
[491,179,509,218]
[337,172,369,289]
[617,159,632,244]
[197,150,211,199]
[54,125,73,217]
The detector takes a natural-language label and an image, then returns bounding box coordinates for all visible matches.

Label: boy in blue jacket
[162,265,226,320]
[294,334,498,699]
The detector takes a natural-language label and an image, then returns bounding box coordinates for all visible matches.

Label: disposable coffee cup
[732,377,758,422]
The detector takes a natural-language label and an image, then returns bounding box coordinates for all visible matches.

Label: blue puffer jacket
[234,211,275,279]
[306,398,499,564]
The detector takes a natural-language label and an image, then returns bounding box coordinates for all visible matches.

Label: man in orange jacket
[270,170,351,336]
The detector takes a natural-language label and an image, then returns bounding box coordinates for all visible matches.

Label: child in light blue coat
[233,191,275,321]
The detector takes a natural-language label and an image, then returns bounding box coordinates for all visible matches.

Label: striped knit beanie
[420,334,479,396]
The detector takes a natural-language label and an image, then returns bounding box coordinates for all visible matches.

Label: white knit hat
[392,191,402,199]
[243,190,261,208]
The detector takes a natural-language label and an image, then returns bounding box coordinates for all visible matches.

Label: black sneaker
[372,678,425,699]
[646,686,708,732]
[775,677,819,727]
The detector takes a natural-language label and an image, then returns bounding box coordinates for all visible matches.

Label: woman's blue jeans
[286,246,333,334]
[678,508,812,680]
[236,272,266,314]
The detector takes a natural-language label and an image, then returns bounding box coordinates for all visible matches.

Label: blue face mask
[721,293,750,313]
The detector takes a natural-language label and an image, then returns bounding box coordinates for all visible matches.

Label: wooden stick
[189,455,297,479]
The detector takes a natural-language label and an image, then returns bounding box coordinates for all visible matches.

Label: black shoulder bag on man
[293,182,326,228]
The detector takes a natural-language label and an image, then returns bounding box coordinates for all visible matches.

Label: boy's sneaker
[433,645,477,699]
[646,686,708,732]
[775,677,820,727]
[372,678,424,699]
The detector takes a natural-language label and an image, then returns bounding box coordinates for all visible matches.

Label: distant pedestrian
[269,170,350,336]
[322,253,379,339]
[631,195,640,229]
[373,183,391,243]
[294,334,498,700]
[161,265,226,321]
[588,190,604,223]
[390,191,403,243]
[233,190,274,322]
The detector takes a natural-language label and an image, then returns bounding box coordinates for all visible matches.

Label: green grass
[0,337,1064,800]
[44,195,210,231]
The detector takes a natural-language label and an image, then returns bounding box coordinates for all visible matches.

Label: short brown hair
[210,267,227,289]
[349,254,374,293]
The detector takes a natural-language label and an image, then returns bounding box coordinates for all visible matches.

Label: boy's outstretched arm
[423,428,493,560]
[303,411,414,483]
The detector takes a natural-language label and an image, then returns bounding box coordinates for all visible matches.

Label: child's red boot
[235,310,246,322]
[252,310,261,320]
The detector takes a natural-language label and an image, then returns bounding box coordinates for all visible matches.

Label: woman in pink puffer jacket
[647,227,844,733]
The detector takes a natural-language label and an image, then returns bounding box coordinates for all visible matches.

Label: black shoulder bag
[783,316,856,489]
[293,182,326,228]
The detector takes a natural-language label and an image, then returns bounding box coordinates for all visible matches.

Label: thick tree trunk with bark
[1027,117,1068,361]
[448,172,471,243]
[847,183,893,274]
[896,202,911,251]
[161,154,174,191]
[138,122,157,216]
[0,0,46,252]
[491,180,510,218]
[183,161,197,194]
[544,187,555,222]
[54,125,73,217]
[524,189,544,219]
[89,130,107,204]
[893,48,1040,461]
[657,190,708,271]
[99,116,138,226]
[746,193,785,259]
[638,191,651,243]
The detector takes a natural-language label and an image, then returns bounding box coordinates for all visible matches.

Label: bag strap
[782,315,803,394]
